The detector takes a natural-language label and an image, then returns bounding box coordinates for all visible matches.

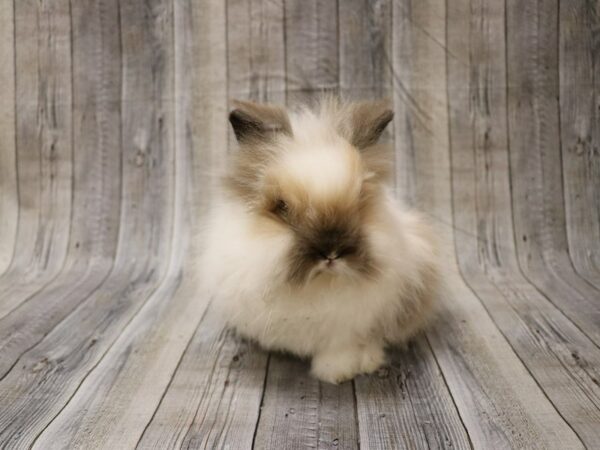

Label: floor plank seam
[251,354,271,450]
[134,299,211,448]
[29,271,181,448]
[424,333,474,450]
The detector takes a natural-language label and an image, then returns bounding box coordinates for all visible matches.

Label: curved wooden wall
[0,0,598,448]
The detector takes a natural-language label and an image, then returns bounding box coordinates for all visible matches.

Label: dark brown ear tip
[228,109,243,128]
[229,100,291,143]
[228,108,244,121]
[229,108,257,125]
[377,109,394,130]
[229,109,261,141]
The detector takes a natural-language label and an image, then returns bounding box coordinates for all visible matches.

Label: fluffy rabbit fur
[200,98,440,384]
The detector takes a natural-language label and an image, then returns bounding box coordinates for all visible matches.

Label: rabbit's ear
[229,100,292,144]
[345,99,394,149]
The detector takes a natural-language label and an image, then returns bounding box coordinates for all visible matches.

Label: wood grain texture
[392,0,443,204]
[0,0,17,275]
[395,1,584,448]
[0,0,122,381]
[338,0,392,100]
[428,289,586,450]
[559,0,600,288]
[284,0,339,104]
[254,354,358,450]
[355,339,471,450]
[0,0,73,320]
[506,0,600,347]
[227,0,286,102]
[138,308,267,450]
[37,1,232,448]
[448,0,600,446]
[0,0,599,448]
[31,1,190,447]
[190,0,229,208]
[0,0,175,447]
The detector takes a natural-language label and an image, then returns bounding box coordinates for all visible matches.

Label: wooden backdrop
[0,0,598,448]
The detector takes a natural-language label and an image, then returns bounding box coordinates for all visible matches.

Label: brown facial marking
[285,202,378,285]
[225,98,394,286]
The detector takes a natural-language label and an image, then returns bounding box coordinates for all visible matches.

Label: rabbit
[199,97,441,384]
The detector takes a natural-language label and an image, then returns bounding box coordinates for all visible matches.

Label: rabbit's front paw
[358,344,386,374]
[310,345,385,384]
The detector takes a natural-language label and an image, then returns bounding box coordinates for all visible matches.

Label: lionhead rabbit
[200,98,440,383]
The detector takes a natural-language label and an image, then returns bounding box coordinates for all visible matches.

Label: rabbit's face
[262,137,378,284]
[226,98,394,285]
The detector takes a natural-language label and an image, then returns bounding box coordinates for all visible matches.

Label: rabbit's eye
[273,199,288,215]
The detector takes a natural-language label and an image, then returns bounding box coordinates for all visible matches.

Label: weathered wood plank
[32,270,197,450]
[67,0,122,264]
[227,0,286,102]
[559,0,600,288]
[339,0,392,100]
[0,0,175,446]
[0,0,73,319]
[285,0,339,104]
[0,0,599,448]
[254,354,358,450]
[0,0,122,380]
[392,0,445,204]
[392,0,584,448]
[190,0,229,208]
[447,0,598,446]
[0,0,17,275]
[33,1,230,447]
[136,308,267,450]
[355,339,471,450]
[506,0,600,347]
[428,298,585,450]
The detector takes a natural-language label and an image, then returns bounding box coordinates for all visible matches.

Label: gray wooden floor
[0,0,598,448]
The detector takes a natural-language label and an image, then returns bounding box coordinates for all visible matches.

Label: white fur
[199,108,440,384]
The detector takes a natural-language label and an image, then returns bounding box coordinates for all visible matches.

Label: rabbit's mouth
[312,257,357,280]
[286,240,378,287]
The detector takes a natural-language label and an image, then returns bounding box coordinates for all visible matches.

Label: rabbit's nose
[316,248,338,260]
[324,252,339,263]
